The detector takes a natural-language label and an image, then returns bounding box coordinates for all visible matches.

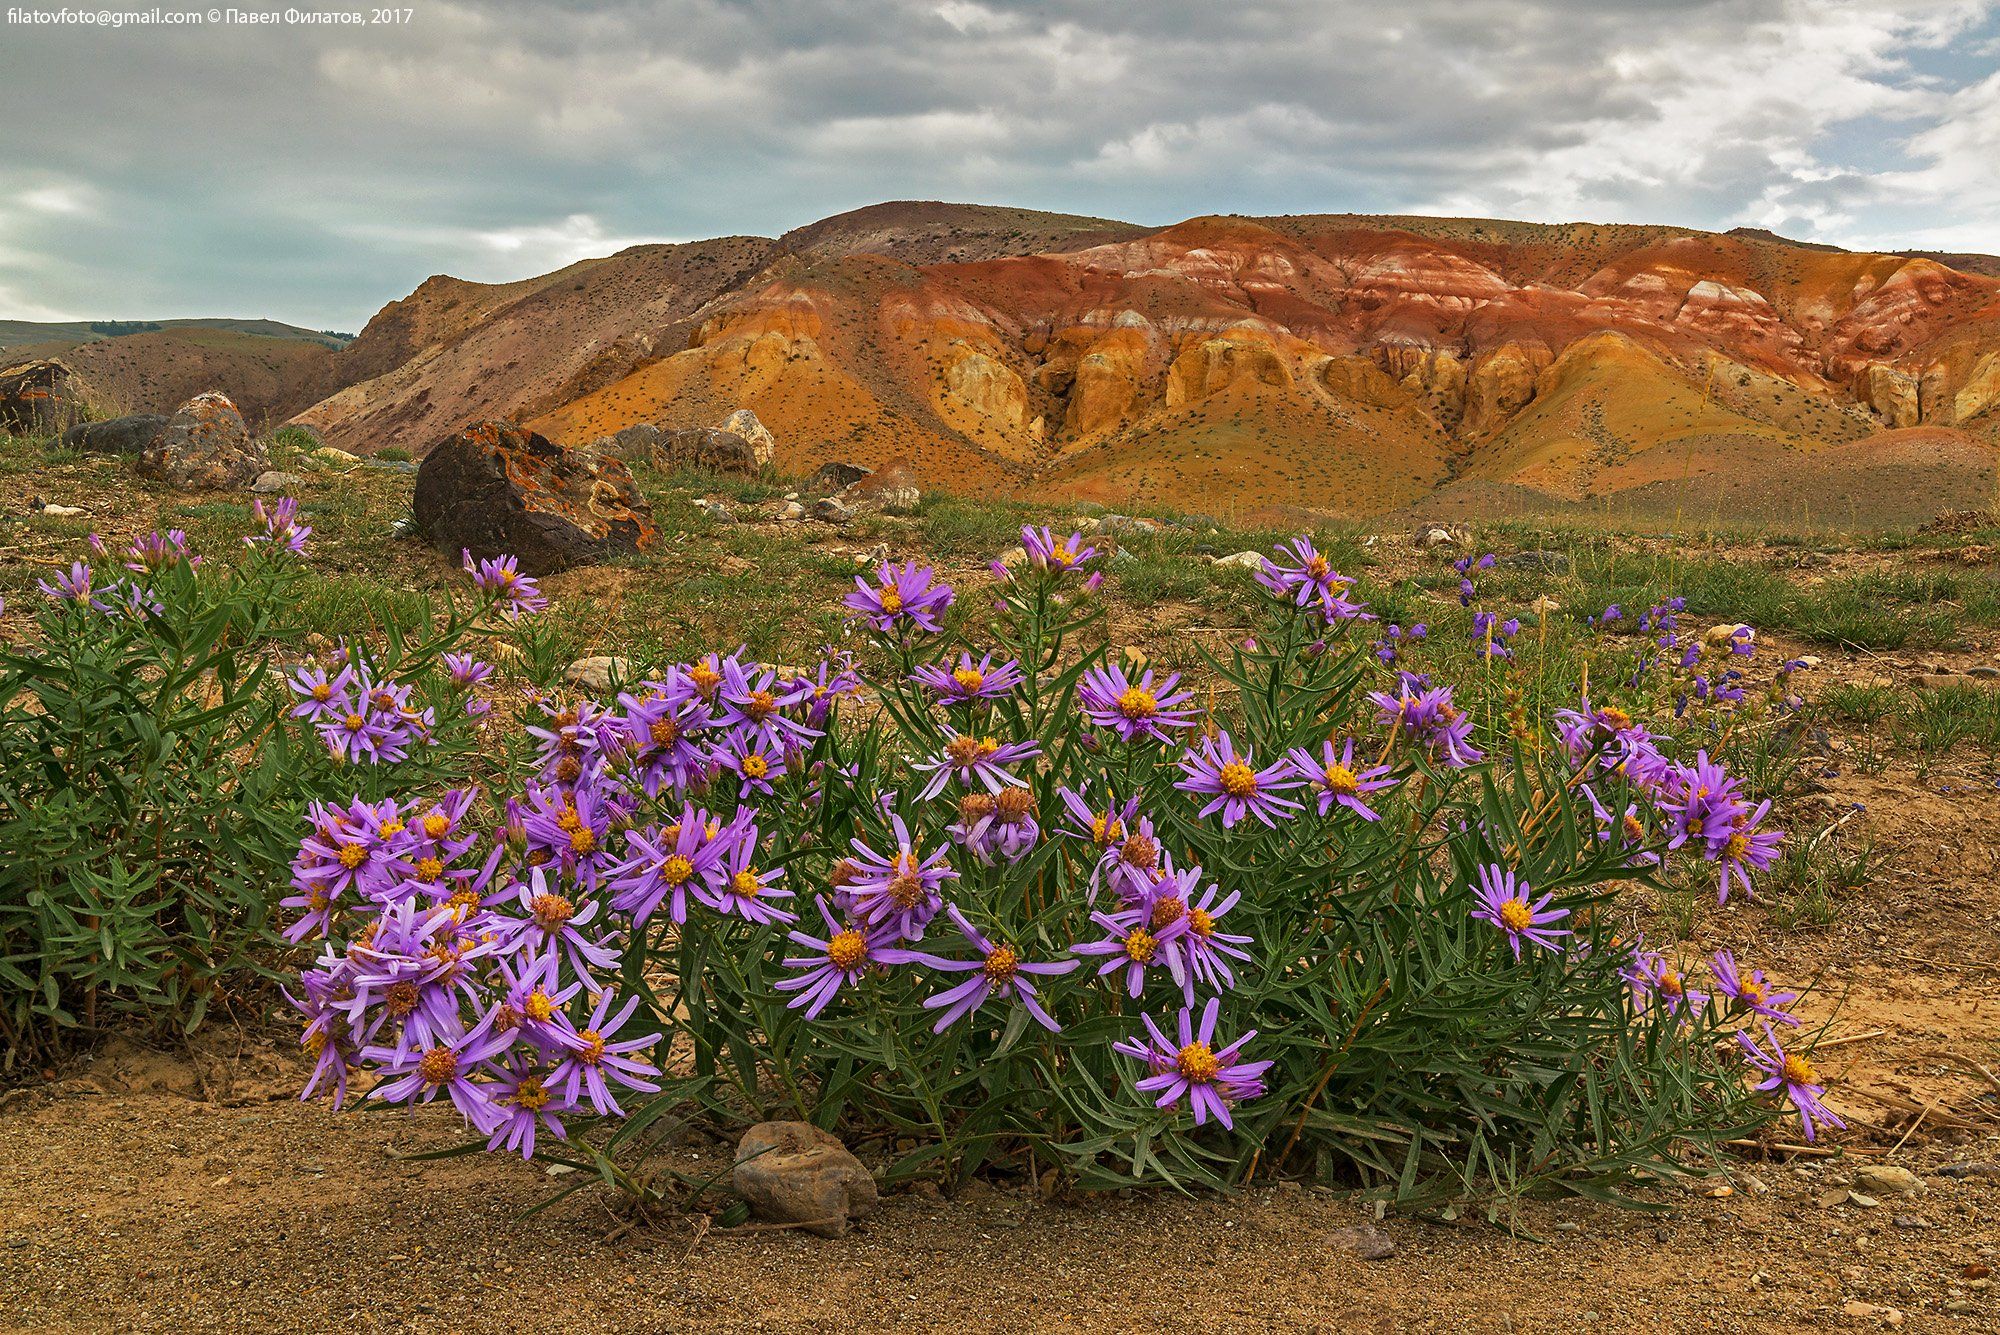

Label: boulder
[588,423,665,461]
[137,391,266,489]
[659,426,759,474]
[732,1121,877,1237]
[719,408,777,467]
[62,413,167,457]
[412,420,657,576]
[839,460,921,514]
[805,462,871,496]
[0,358,92,435]
[250,470,305,494]
[563,655,632,694]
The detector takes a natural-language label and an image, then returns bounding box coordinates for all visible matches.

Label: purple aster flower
[605,805,739,926]
[549,991,661,1118]
[883,905,1079,1032]
[1582,786,1660,867]
[714,724,788,796]
[484,1058,573,1159]
[1468,864,1570,960]
[1076,664,1200,742]
[948,788,1042,866]
[842,814,958,940]
[1174,731,1302,829]
[123,529,196,575]
[1621,947,1707,1018]
[444,652,494,689]
[715,656,819,747]
[1142,861,1254,1002]
[909,652,1026,703]
[286,663,355,722]
[1710,950,1799,1026]
[1737,1024,1844,1142]
[1709,799,1783,904]
[1072,907,1182,997]
[461,549,546,619]
[37,561,95,604]
[1284,737,1395,820]
[1112,997,1272,1130]
[245,496,311,554]
[517,780,615,889]
[703,826,795,924]
[365,1009,514,1131]
[1658,751,1748,857]
[844,560,955,633]
[1020,524,1099,573]
[776,898,894,1019]
[912,728,1041,800]
[615,681,714,798]
[494,868,619,983]
[1369,683,1483,767]
[1255,535,1350,609]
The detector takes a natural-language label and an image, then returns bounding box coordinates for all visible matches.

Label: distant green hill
[0,318,352,354]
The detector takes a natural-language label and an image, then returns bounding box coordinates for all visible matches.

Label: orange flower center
[827,930,868,970]
[1321,763,1359,796]
[1123,928,1158,963]
[1217,762,1260,798]
[982,946,1020,983]
[1498,898,1534,933]
[952,667,986,693]
[1176,1042,1220,1083]
[416,1047,458,1085]
[1116,687,1158,720]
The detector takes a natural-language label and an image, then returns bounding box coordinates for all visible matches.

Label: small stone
[1940,1162,2000,1180]
[1892,1215,1930,1229]
[997,546,1029,570]
[1121,645,1148,671]
[1420,526,1455,548]
[1326,1224,1395,1260]
[1098,514,1160,538]
[776,501,805,521]
[805,461,871,496]
[36,502,87,517]
[312,446,362,468]
[1529,595,1562,614]
[137,391,267,490]
[811,497,854,523]
[1214,550,1265,570]
[1853,1165,1924,1197]
[1967,665,2000,680]
[732,1120,877,1238]
[1704,623,1752,647]
[692,497,732,522]
[1816,1187,1855,1208]
[718,409,777,468]
[563,656,631,694]
[250,470,305,494]
[1848,1191,1881,1208]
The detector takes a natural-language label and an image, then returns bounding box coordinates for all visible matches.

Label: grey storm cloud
[0,0,1994,330]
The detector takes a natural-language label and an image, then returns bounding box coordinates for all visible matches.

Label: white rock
[1214,550,1266,570]
[563,656,631,694]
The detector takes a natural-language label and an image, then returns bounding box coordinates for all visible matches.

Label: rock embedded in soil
[1854,1166,1925,1197]
[659,426,760,474]
[62,412,167,457]
[137,391,267,490]
[413,420,657,576]
[563,656,632,693]
[1325,1223,1396,1260]
[838,460,921,514]
[732,1120,877,1238]
[719,408,777,468]
[250,470,304,494]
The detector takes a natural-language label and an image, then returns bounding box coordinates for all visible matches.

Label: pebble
[1853,1165,1924,1197]
[1968,665,2000,680]
[692,497,732,521]
[1891,1215,1930,1229]
[1213,551,1265,570]
[1325,1224,1395,1260]
[250,470,304,494]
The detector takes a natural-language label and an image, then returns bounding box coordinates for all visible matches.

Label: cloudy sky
[2,0,1996,332]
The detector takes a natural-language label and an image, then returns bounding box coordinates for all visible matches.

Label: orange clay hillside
[281,202,2000,524]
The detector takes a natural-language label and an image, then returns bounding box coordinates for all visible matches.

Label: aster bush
[0,511,532,1064]
[291,524,1829,1210]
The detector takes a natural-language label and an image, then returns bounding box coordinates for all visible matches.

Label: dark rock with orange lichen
[414,420,656,575]
[0,358,92,435]
[137,391,266,489]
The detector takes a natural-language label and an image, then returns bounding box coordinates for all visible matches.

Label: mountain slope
[286,203,2000,522]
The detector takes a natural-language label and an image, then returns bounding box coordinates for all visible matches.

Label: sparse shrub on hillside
[288,528,1822,1211]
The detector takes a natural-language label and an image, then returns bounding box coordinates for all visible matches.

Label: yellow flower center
[1739,978,1767,1006]
[422,814,450,838]
[1176,1041,1220,1083]
[1217,762,1260,798]
[569,827,597,855]
[661,855,694,885]
[343,713,366,731]
[982,945,1020,983]
[1092,814,1125,848]
[1306,555,1329,578]
[690,663,721,694]
[650,718,681,746]
[1116,687,1158,720]
[1780,1053,1818,1086]
[1724,832,1749,861]
[952,667,986,693]
[1123,927,1158,963]
[416,1047,458,1086]
[525,989,555,1023]
[532,892,575,929]
[1658,969,1684,998]
[555,805,582,833]
[1187,906,1215,939]
[742,753,769,779]
[510,1075,551,1111]
[1149,896,1187,930]
[878,584,904,613]
[1321,763,1359,796]
[414,856,444,882]
[311,683,332,702]
[337,843,368,870]
[1498,898,1535,933]
[574,1029,606,1066]
[746,689,777,720]
[1599,707,1633,731]
[731,869,764,899]
[827,929,868,970]
[378,820,404,839]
